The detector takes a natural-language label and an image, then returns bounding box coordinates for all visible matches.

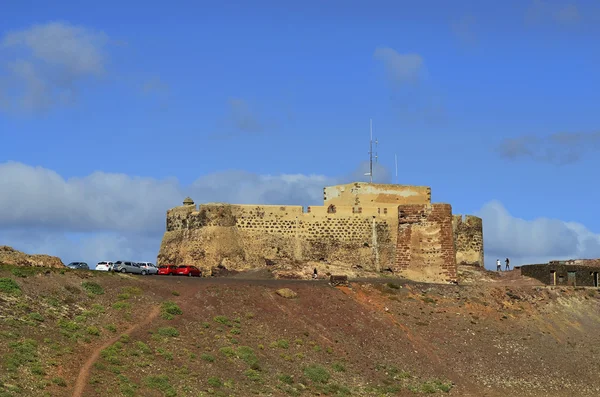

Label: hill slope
[1,265,600,396]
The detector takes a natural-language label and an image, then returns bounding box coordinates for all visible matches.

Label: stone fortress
[157,182,484,283]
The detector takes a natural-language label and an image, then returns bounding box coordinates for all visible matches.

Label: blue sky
[1,0,599,269]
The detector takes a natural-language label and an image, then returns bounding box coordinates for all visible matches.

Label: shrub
[207,376,222,387]
[201,353,215,362]
[122,286,143,296]
[244,369,261,382]
[4,339,38,371]
[87,326,100,336]
[304,364,330,383]
[144,375,176,395]
[213,315,231,326]
[332,362,346,372]
[236,346,258,367]
[157,327,180,337]
[160,301,182,320]
[171,290,180,296]
[11,267,36,278]
[417,380,453,393]
[104,324,117,333]
[274,339,289,349]
[81,281,104,295]
[112,302,131,310]
[386,282,400,289]
[278,374,294,384]
[101,342,124,365]
[52,377,67,387]
[0,278,21,294]
[135,341,152,354]
[28,312,44,322]
[154,347,172,361]
[219,347,236,357]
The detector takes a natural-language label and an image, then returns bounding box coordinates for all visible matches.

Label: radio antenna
[365,118,378,183]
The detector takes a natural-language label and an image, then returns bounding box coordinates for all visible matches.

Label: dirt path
[71,305,160,397]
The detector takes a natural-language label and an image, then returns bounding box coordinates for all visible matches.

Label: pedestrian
[496,259,501,272]
[313,268,318,279]
[505,257,510,271]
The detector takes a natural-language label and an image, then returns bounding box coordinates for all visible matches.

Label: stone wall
[452,215,484,267]
[158,182,480,284]
[159,202,396,274]
[394,204,457,283]
[520,264,600,286]
[323,182,431,207]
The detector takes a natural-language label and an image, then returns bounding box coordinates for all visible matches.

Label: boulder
[275,288,298,299]
[0,246,64,268]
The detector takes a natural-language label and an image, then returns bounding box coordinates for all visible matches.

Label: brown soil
[1,266,600,396]
[71,306,160,397]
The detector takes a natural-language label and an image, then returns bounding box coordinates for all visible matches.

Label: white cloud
[2,21,107,76]
[373,47,423,85]
[1,21,108,112]
[477,200,600,269]
[496,131,600,165]
[0,161,382,266]
[4,161,598,272]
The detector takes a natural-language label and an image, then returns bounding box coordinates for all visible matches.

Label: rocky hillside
[0,246,63,268]
[1,265,600,396]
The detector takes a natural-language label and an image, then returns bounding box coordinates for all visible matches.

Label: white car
[96,261,113,271]
[138,262,158,275]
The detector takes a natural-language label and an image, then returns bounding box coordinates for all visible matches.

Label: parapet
[452,214,482,229]
[323,182,431,207]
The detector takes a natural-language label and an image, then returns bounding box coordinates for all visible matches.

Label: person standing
[505,258,510,271]
[496,259,501,272]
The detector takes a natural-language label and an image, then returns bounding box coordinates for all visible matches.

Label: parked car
[175,265,202,277]
[157,265,178,275]
[112,261,142,274]
[66,262,89,270]
[138,262,158,275]
[95,261,113,271]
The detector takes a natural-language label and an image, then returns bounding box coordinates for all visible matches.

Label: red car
[175,265,202,277]
[158,265,178,275]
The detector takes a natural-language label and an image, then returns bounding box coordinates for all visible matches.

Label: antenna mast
[366,118,378,183]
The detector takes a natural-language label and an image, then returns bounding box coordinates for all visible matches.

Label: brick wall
[395,204,457,283]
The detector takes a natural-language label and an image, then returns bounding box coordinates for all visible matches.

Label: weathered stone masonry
[157,182,484,283]
[395,204,457,282]
[452,215,484,267]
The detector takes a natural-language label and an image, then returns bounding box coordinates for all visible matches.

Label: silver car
[138,262,158,275]
[112,261,142,274]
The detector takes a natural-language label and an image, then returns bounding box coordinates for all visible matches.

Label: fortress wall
[452,215,484,267]
[161,203,397,272]
[395,204,457,283]
[324,183,431,207]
